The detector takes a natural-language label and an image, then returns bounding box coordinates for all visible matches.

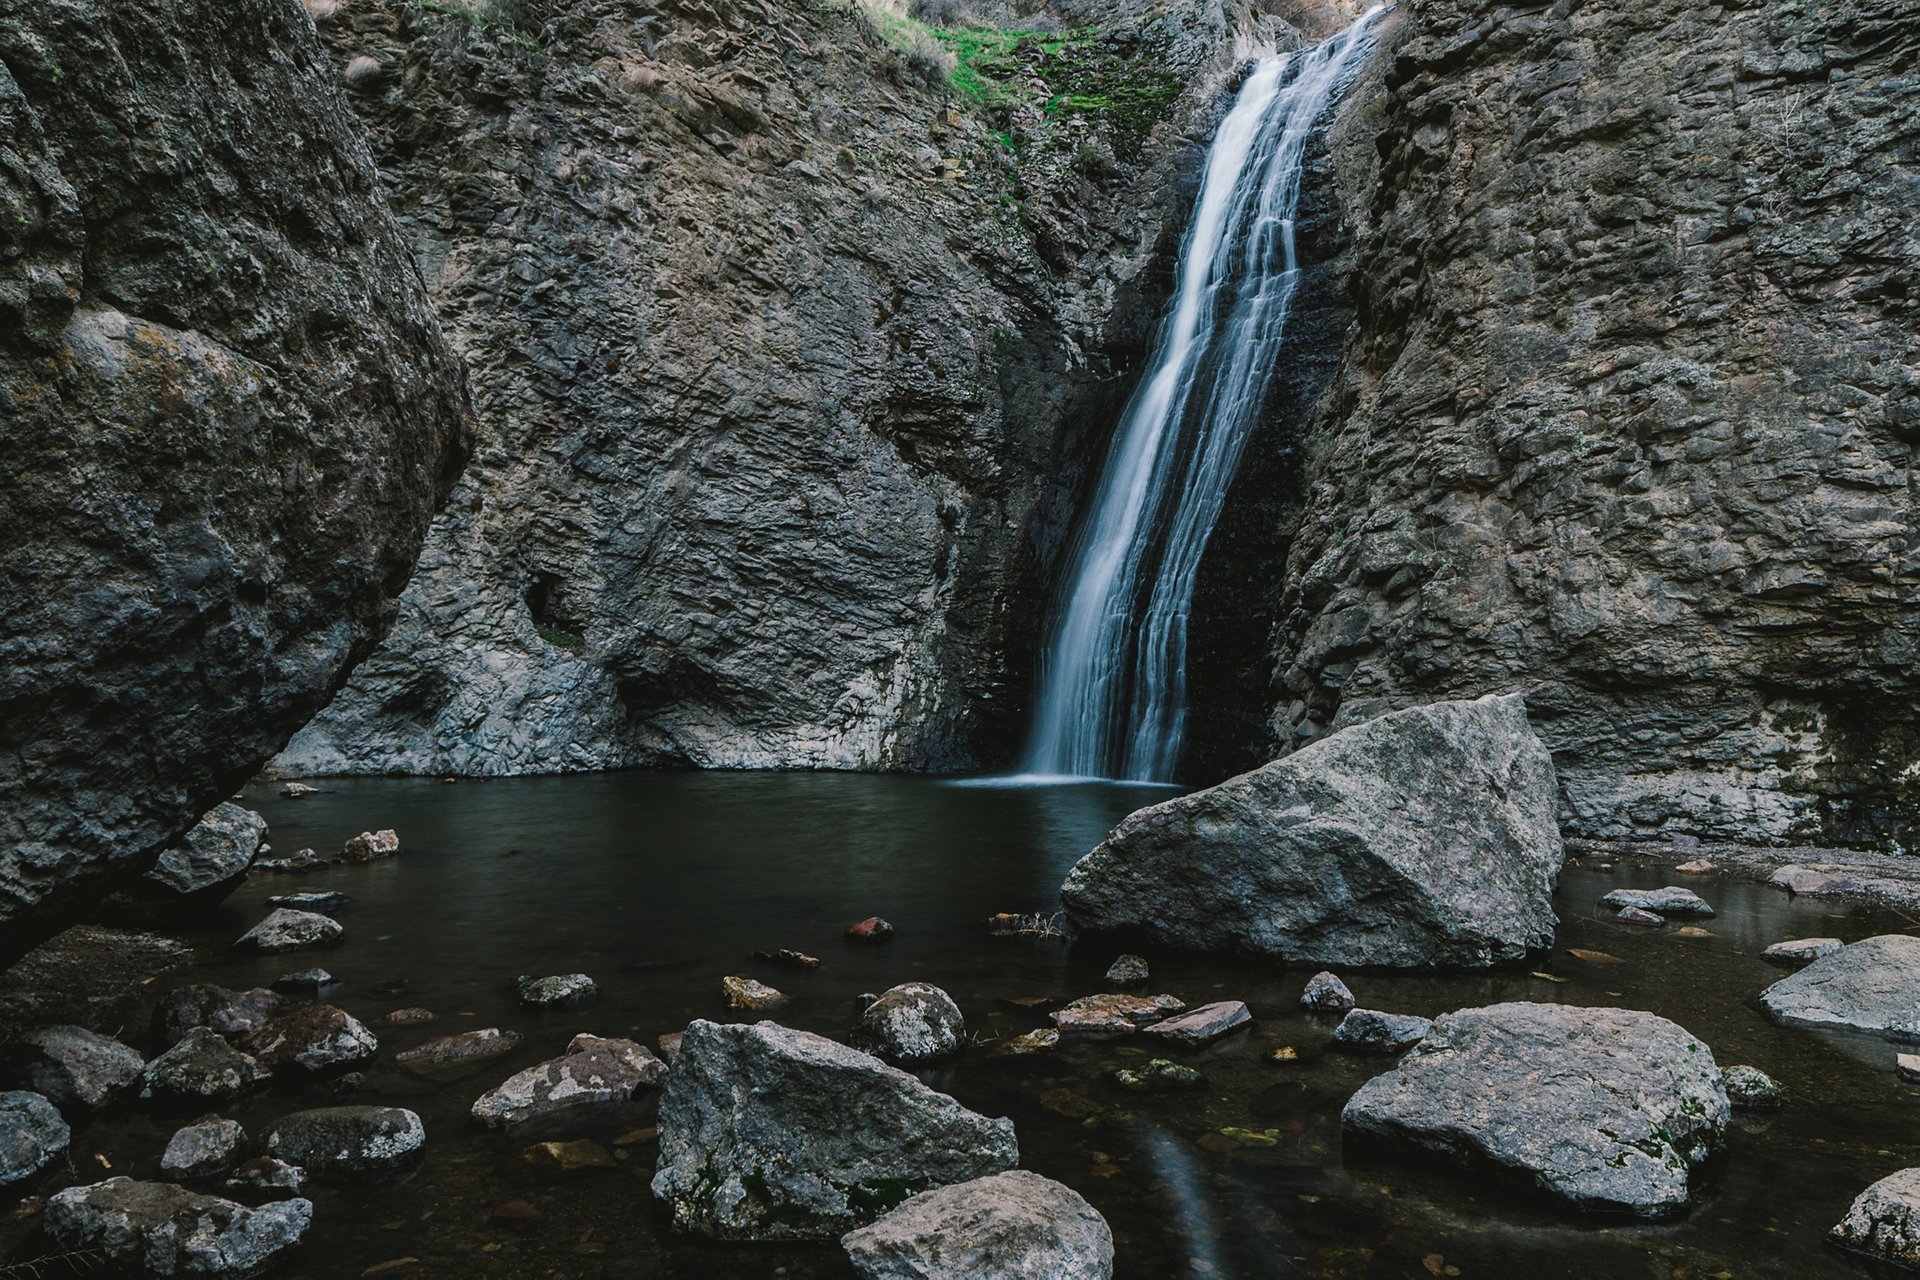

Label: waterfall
[1024,10,1386,783]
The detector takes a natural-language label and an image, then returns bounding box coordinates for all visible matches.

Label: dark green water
[46,773,1920,1278]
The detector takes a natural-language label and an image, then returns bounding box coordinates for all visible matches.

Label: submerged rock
[851,983,966,1065]
[753,948,822,969]
[2,1025,144,1111]
[470,1034,667,1130]
[0,1090,69,1185]
[840,1170,1113,1280]
[1050,994,1185,1036]
[225,1157,308,1198]
[1616,906,1665,927]
[1721,1065,1783,1110]
[1104,955,1149,986]
[1061,695,1562,967]
[144,804,268,904]
[1758,935,1920,1043]
[339,830,400,864]
[395,1028,524,1080]
[521,1138,616,1172]
[263,1106,424,1179]
[1831,1168,1920,1267]
[264,891,353,914]
[241,1006,378,1074]
[45,1178,311,1276]
[1143,1001,1252,1047]
[994,1029,1060,1057]
[1763,937,1846,965]
[161,1117,245,1182]
[1301,972,1354,1013]
[1600,887,1714,917]
[515,973,596,1008]
[1112,1059,1204,1093]
[652,1020,1018,1240]
[722,975,789,1012]
[381,1009,436,1027]
[141,1030,270,1107]
[271,969,338,997]
[1331,1010,1432,1053]
[234,909,343,955]
[1342,1003,1729,1216]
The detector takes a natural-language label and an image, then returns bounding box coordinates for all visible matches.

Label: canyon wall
[1270,0,1920,844]
[277,0,1299,775]
[0,0,472,958]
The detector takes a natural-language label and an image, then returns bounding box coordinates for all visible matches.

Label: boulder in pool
[1831,1167,1920,1267]
[1060,695,1562,967]
[1301,971,1354,1013]
[652,1020,1018,1240]
[144,804,267,904]
[152,985,285,1047]
[140,1030,270,1107]
[515,973,595,1007]
[262,1106,424,1179]
[2,1025,144,1111]
[1758,935,1920,1043]
[470,1034,666,1130]
[1763,937,1845,965]
[1600,887,1714,918]
[1331,1009,1431,1053]
[851,983,966,1065]
[161,1117,245,1182]
[840,1170,1113,1279]
[234,909,342,955]
[1341,1002,1728,1217]
[240,1005,378,1074]
[0,1090,69,1185]
[395,1028,524,1081]
[45,1178,311,1276]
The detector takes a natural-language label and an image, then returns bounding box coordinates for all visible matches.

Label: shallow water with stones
[36,773,1920,1279]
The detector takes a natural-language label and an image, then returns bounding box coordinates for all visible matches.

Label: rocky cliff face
[0,0,472,958]
[274,0,1303,774]
[1267,0,1920,844]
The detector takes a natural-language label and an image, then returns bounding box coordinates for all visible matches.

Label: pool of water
[28,772,1920,1278]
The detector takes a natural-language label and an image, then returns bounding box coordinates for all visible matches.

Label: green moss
[535,624,584,652]
[847,1178,926,1216]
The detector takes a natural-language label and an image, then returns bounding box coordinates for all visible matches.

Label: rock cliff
[1265,0,1920,845]
[0,0,472,959]
[275,0,1307,774]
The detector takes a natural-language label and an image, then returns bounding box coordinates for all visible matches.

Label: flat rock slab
[1759,935,1920,1043]
[1763,937,1845,965]
[1332,1010,1432,1053]
[235,909,342,955]
[0,1090,69,1185]
[1600,887,1714,917]
[1771,865,1860,896]
[46,1177,311,1276]
[841,1170,1113,1279]
[470,1034,666,1130]
[2,1024,144,1110]
[265,891,353,914]
[395,1028,524,1080]
[1050,994,1185,1035]
[1342,1002,1729,1217]
[1142,1001,1251,1047]
[1831,1167,1920,1267]
[263,1106,424,1179]
[652,1020,1018,1240]
[1060,694,1563,967]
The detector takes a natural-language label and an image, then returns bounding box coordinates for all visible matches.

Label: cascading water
[1024,10,1386,783]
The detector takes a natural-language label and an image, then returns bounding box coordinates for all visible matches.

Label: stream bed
[46,772,1920,1278]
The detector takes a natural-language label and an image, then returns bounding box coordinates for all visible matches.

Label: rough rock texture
[1764,937,1845,965]
[262,1106,425,1179]
[143,805,268,903]
[0,0,471,959]
[153,987,286,1049]
[161,1118,246,1182]
[241,1005,379,1074]
[1341,1003,1729,1216]
[1050,993,1185,1035]
[273,0,1296,778]
[235,910,344,955]
[44,1178,311,1277]
[0,1089,68,1185]
[1758,934,1920,1043]
[1721,1065,1783,1111]
[1061,694,1563,966]
[1301,972,1354,1012]
[1143,1000,1252,1046]
[141,1029,271,1107]
[652,1019,1018,1240]
[394,1027,523,1080]
[1330,1009,1431,1053]
[469,1033,666,1129]
[1264,0,1920,846]
[2,1024,144,1111]
[840,1170,1114,1280]
[1600,887,1714,917]
[851,983,966,1065]
[1832,1168,1920,1267]
[516,973,595,1007]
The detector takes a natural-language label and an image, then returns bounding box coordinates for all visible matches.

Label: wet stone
[1764,937,1846,965]
[1759,935,1920,1043]
[0,1091,69,1186]
[522,1139,616,1171]
[753,948,822,968]
[1331,1009,1433,1053]
[1050,994,1186,1036]
[491,1198,543,1229]
[1112,1058,1204,1092]
[152,985,285,1046]
[994,1029,1060,1056]
[253,849,329,874]
[339,829,400,863]
[380,1008,435,1027]
[1104,954,1149,986]
[470,1034,668,1130]
[45,1178,311,1276]
[2,1025,144,1111]
[1722,1065,1783,1110]
[845,916,895,943]
[272,968,338,996]
[226,1157,308,1198]
[263,1106,425,1179]
[235,908,343,955]
[1771,865,1859,896]
[1616,905,1665,927]
[840,1170,1114,1280]
[265,890,353,914]
[1142,1000,1252,1047]
[1831,1167,1920,1267]
[722,975,789,1011]
[1600,887,1714,917]
[279,782,319,798]
[161,1117,245,1181]
[144,804,267,902]
[851,983,965,1065]
[516,973,596,1008]
[394,1028,524,1080]
[241,1004,379,1074]
[1301,971,1354,1013]
[141,1029,270,1107]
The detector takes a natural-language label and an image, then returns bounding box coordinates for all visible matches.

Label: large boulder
[840,1170,1113,1279]
[652,1020,1019,1240]
[2,1024,144,1110]
[469,1034,665,1130]
[1061,695,1563,966]
[142,805,267,904]
[45,1177,310,1275]
[1831,1168,1920,1268]
[0,1089,69,1185]
[1342,1003,1728,1216]
[1758,934,1920,1043]
[0,0,471,962]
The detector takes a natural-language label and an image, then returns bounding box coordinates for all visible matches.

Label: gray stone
[1050,994,1186,1036]
[1301,972,1354,1013]
[470,1034,667,1130]
[225,1157,308,1198]
[152,986,286,1047]
[0,0,469,963]
[394,1028,524,1080]
[143,805,268,903]
[262,1106,425,1179]
[994,1029,1060,1057]
[1061,696,1562,967]
[1831,1168,1920,1267]
[44,1178,311,1276]
[722,975,789,1011]
[1617,906,1665,927]
[1899,1053,1920,1084]
[1759,935,1920,1043]
[1142,1001,1252,1047]
[1104,954,1149,986]
[841,1170,1113,1279]
[1763,937,1846,965]
[852,983,966,1065]
[1600,887,1714,918]
[235,909,343,955]
[0,1090,68,1185]
[1770,865,1859,896]
[3,1024,144,1110]
[1112,1059,1204,1093]
[141,1030,270,1107]
[1331,1009,1432,1053]
[271,969,338,997]
[161,1117,245,1182]
[264,892,353,914]
[515,973,595,1007]
[1721,1065,1783,1110]
[1342,1003,1729,1216]
[241,1005,378,1074]
[279,783,319,799]
[338,830,400,864]
[652,1020,1018,1240]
